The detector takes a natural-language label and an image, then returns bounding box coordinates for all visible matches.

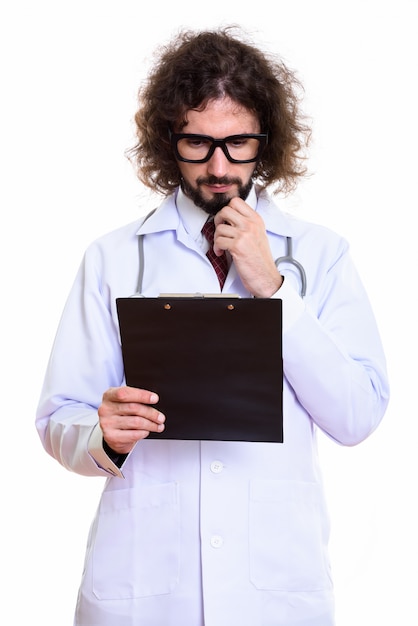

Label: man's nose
[206,146,230,177]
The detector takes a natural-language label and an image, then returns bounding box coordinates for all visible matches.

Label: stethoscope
[136,213,307,298]
[274,236,307,298]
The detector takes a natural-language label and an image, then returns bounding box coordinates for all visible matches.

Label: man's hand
[213,197,283,297]
[98,386,166,454]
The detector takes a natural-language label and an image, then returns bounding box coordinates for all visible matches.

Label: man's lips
[204,183,234,193]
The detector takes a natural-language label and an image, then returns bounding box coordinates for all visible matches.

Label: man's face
[174,97,260,215]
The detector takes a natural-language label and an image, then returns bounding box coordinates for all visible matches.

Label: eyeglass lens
[176,135,262,162]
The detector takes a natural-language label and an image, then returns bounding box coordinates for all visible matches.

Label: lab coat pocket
[249,480,332,591]
[91,482,180,599]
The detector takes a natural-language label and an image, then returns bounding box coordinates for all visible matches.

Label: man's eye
[188,139,209,148]
[229,139,247,148]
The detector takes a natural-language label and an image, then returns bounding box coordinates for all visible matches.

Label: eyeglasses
[169,131,268,164]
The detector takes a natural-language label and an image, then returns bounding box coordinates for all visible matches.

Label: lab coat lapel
[136,193,204,255]
[254,190,298,265]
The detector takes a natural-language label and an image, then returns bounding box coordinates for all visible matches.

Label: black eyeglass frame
[169,131,268,164]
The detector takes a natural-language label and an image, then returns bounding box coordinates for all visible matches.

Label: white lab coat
[36,188,389,626]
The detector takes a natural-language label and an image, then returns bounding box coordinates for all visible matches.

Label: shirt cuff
[88,422,125,478]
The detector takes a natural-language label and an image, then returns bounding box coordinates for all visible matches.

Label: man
[36,27,389,626]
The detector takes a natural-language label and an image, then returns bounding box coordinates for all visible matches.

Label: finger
[113,413,165,432]
[215,198,253,224]
[101,413,166,452]
[115,406,166,427]
[108,401,163,420]
[99,398,165,427]
[102,419,165,453]
[103,386,159,406]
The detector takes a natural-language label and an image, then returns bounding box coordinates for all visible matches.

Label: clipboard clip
[158,293,240,298]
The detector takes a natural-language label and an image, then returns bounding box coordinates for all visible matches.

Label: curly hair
[128,26,311,195]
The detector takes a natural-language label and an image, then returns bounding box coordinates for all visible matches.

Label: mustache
[196,175,242,186]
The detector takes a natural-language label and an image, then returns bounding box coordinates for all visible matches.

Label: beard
[180,175,254,216]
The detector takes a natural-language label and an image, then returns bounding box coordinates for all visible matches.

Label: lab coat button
[210,460,224,473]
[210,535,224,548]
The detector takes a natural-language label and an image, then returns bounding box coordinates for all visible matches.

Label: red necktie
[202,219,229,289]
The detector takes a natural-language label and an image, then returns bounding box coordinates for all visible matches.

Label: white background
[1,1,417,624]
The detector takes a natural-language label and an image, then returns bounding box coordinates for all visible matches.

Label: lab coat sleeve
[281,239,389,446]
[35,242,127,477]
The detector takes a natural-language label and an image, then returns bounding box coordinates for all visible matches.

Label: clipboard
[116,296,283,442]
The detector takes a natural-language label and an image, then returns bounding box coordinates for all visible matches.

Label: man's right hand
[98,386,166,454]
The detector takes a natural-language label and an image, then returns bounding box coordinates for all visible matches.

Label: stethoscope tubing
[274,236,307,298]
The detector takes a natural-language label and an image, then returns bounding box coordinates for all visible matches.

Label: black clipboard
[116,296,283,442]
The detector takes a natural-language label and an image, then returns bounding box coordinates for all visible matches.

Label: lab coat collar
[255,187,296,237]
[136,185,296,238]
[135,192,180,235]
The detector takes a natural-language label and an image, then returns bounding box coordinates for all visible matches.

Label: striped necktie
[201,219,229,289]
